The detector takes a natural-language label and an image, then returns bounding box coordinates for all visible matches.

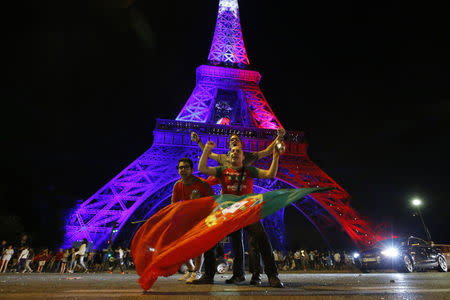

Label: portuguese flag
[131,188,331,290]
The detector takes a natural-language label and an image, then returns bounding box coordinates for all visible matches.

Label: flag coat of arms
[131,188,331,290]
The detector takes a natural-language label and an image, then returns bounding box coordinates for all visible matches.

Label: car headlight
[353,252,360,259]
[381,247,399,257]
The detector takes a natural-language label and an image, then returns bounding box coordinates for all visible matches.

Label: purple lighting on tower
[175,0,282,129]
[208,0,249,66]
[175,65,283,129]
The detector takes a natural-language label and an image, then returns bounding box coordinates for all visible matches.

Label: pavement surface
[0,271,449,299]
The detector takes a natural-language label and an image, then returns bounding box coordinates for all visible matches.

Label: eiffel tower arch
[63,0,383,250]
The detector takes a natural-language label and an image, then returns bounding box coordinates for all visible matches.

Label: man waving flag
[131,187,332,290]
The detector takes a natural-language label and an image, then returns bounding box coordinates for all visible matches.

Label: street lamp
[411,198,432,242]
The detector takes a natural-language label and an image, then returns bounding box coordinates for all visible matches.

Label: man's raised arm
[256,144,284,179]
[256,128,286,160]
[191,132,221,161]
[198,141,219,176]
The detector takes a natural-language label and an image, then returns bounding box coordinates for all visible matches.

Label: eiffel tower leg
[63,144,202,249]
[263,154,381,250]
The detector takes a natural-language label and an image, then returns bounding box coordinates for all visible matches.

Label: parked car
[356,236,447,273]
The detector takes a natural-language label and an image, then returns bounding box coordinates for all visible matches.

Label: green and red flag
[131,187,331,290]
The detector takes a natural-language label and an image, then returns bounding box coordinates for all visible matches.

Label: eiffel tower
[63,0,383,250]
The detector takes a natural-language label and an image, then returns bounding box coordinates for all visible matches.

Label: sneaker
[192,275,214,285]
[178,271,191,281]
[120,272,125,275]
[268,276,284,288]
[185,271,201,283]
[225,275,245,285]
[108,270,112,274]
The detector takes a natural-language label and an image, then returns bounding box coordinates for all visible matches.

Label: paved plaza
[1,272,449,299]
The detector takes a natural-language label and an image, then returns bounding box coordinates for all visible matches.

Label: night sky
[3,0,450,249]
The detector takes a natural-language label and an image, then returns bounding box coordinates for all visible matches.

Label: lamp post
[411,198,432,242]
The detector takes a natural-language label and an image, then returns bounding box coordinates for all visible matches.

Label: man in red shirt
[197,141,284,288]
[171,157,215,283]
[171,158,214,204]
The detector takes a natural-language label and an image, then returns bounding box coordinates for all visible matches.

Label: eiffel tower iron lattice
[63,0,386,250]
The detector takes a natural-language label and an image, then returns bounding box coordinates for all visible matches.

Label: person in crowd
[35,249,49,273]
[300,250,307,271]
[0,245,14,273]
[333,251,341,270]
[197,141,284,287]
[326,251,333,270]
[0,240,7,260]
[273,250,279,268]
[294,249,301,270]
[68,247,77,273]
[53,248,64,272]
[308,250,315,269]
[343,251,351,265]
[16,246,29,273]
[23,248,34,273]
[108,246,125,274]
[320,252,326,269]
[87,249,96,269]
[44,250,53,272]
[123,248,132,270]
[103,248,115,271]
[171,157,214,284]
[60,249,70,273]
[74,239,89,273]
[93,249,104,272]
[17,234,29,249]
[286,251,295,270]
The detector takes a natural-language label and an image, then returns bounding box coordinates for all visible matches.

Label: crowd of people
[1,236,358,276]
[273,249,358,271]
[0,236,133,274]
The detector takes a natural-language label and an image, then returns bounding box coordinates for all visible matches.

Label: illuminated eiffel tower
[63,0,383,250]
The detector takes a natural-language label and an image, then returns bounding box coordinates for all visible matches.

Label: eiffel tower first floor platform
[63,119,385,251]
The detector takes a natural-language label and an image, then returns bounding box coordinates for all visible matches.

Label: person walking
[53,248,64,273]
[36,249,49,273]
[87,249,96,269]
[123,248,131,270]
[74,239,89,273]
[294,250,301,270]
[108,246,125,274]
[333,251,341,270]
[23,248,34,273]
[16,246,29,273]
[0,245,14,273]
[68,248,77,273]
[0,241,7,260]
[60,249,69,273]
